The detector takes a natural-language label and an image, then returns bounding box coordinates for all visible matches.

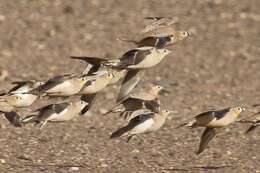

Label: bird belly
[81,80,109,94]
[48,109,77,121]
[48,81,81,96]
[15,94,38,107]
[129,119,154,135]
[206,114,238,127]
[11,85,31,94]
[129,55,162,69]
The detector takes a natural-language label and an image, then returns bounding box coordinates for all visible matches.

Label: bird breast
[47,108,78,122]
[128,53,165,69]
[206,112,240,127]
[14,94,38,107]
[129,118,155,135]
[81,78,110,94]
[47,80,82,95]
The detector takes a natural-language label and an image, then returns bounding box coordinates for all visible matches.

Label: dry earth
[0,0,260,172]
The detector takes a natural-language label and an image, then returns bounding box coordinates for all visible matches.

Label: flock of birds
[0,17,259,155]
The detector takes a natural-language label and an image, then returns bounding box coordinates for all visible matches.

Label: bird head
[157,48,172,57]
[79,76,90,84]
[231,106,246,115]
[106,73,114,80]
[74,100,89,110]
[174,31,191,41]
[34,81,45,88]
[161,109,174,116]
[7,95,22,104]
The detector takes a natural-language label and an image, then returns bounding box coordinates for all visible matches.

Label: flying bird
[22,100,88,128]
[103,84,167,118]
[177,107,245,154]
[102,47,171,102]
[110,109,173,142]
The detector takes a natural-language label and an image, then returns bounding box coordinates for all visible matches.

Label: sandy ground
[0,0,260,172]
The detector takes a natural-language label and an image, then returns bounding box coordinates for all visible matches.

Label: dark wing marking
[245,120,260,134]
[213,107,231,120]
[32,102,69,121]
[80,94,97,114]
[37,74,73,92]
[144,17,165,20]
[2,111,22,127]
[195,107,231,124]
[8,80,34,94]
[144,99,161,113]
[116,70,143,102]
[197,127,217,154]
[119,49,151,67]
[128,111,155,126]
[138,36,171,48]
[70,56,107,66]
[53,102,70,114]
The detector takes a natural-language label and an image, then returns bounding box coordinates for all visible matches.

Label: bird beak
[159,88,171,95]
[187,31,191,36]
[168,110,176,115]
[242,107,246,111]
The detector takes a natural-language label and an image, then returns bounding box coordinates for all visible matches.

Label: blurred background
[0,0,259,172]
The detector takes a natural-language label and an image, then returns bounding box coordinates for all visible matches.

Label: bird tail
[21,114,38,124]
[0,95,6,101]
[175,119,197,129]
[110,126,129,139]
[245,121,260,134]
[101,59,121,67]
[103,105,124,116]
[116,37,137,44]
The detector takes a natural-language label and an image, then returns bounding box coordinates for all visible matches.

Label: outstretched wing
[116,70,143,102]
[118,49,151,67]
[197,127,217,154]
[195,107,231,124]
[36,74,73,92]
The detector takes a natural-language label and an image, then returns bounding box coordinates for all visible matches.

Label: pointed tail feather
[103,106,124,116]
[245,121,260,134]
[245,125,257,134]
[21,115,38,124]
[116,38,137,45]
[110,126,129,139]
[175,119,196,129]
[101,60,120,67]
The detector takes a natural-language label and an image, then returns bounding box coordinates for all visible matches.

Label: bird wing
[197,127,217,154]
[70,56,107,66]
[33,102,69,120]
[118,49,152,67]
[53,102,70,114]
[80,94,97,114]
[245,120,260,134]
[195,107,231,124]
[2,111,22,127]
[130,92,155,101]
[116,70,143,102]
[37,74,74,92]
[138,36,171,48]
[144,99,161,113]
[110,110,154,139]
[8,80,34,94]
[128,111,155,126]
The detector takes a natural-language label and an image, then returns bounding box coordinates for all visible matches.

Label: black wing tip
[245,125,257,134]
